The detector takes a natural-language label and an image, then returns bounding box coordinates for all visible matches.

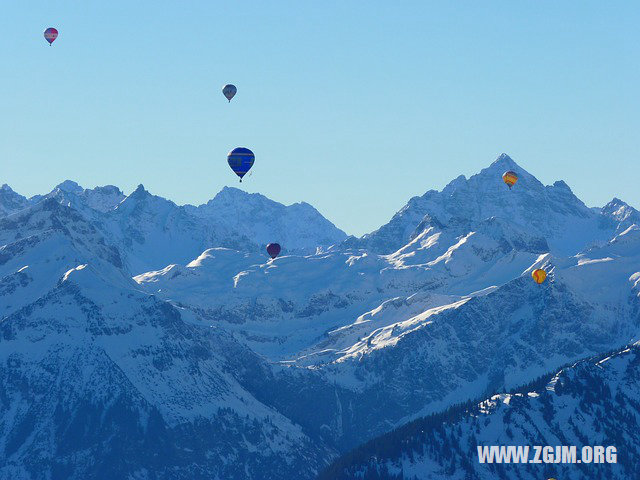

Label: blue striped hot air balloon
[227,147,255,182]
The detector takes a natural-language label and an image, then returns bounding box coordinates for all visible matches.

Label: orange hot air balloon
[532,269,547,284]
[502,170,518,189]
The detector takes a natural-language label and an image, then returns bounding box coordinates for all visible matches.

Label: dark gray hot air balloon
[222,84,237,102]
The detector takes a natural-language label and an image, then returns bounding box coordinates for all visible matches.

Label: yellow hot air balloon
[532,269,547,284]
[502,170,518,189]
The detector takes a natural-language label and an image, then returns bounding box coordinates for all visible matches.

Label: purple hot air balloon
[266,243,281,259]
[44,27,58,45]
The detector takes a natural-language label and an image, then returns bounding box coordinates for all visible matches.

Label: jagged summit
[552,179,572,190]
[600,197,640,233]
[131,183,147,196]
[19,181,344,273]
[603,196,637,213]
[208,186,317,212]
[439,154,536,197]
[208,186,273,206]
[116,184,177,216]
[476,152,536,183]
[0,182,30,217]
[93,184,123,195]
[348,153,624,256]
[55,180,83,193]
[492,152,518,167]
[117,184,176,208]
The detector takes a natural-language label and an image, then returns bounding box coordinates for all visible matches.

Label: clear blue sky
[2,1,638,236]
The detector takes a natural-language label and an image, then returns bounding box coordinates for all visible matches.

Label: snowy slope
[0,267,334,479]
[319,344,640,480]
[0,202,335,479]
[109,185,345,274]
[134,207,640,451]
[188,186,346,251]
[0,198,124,317]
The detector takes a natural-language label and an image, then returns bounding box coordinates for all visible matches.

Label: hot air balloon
[44,27,58,46]
[502,170,518,189]
[266,243,281,259]
[532,268,547,284]
[222,84,237,102]
[227,147,254,182]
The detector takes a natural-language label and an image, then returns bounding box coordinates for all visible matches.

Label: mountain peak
[442,174,467,194]
[209,187,276,208]
[55,180,83,193]
[0,183,30,217]
[605,197,627,207]
[215,186,249,198]
[601,197,640,226]
[129,184,149,198]
[464,153,536,190]
[115,184,154,210]
[488,152,520,171]
[552,180,572,191]
[92,185,123,195]
[602,197,637,214]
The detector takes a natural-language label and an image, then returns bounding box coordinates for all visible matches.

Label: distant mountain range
[0,181,347,274]
[1,154,638,479]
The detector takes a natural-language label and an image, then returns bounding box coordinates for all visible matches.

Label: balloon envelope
[266,243,281,259]
[222,84,237,102]
[227,147,254,181]
[44,27,58,45]
[532,269,547,284]
[502,170,518,189]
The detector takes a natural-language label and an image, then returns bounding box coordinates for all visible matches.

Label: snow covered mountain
[0,195,335,479]
[1,182,347,274]
[109,185,346,273]
[1,153,639,479]
[131,154,640,452]
[346,154,625,256]
[319,343,640,480]
[0,185,30,218]
[29,180,127,214]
